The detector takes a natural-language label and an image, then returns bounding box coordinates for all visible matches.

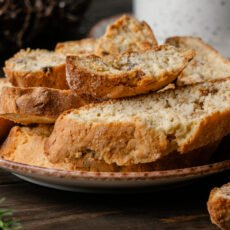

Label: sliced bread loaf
[0,78,14,143]
[55,38,98,55]
[208,183,230,230]
[67,45,194,99]
[45,78,230,166]
[0,125,220,172]
[166,36,230,86]
[95,15,158,56]
[4,49,68,89]
[0,86,88,125]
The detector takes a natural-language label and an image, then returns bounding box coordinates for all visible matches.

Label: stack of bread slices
[0,15,229,173]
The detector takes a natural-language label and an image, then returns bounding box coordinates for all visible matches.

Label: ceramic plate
[0,158,229,193]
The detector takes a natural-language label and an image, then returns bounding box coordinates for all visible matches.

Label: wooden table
[0,169,229,229]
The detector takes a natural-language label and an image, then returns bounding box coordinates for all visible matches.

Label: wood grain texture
[0,169,229,230]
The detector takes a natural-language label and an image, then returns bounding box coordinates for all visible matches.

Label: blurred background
[0,0,229,67]
[0,0,132,65]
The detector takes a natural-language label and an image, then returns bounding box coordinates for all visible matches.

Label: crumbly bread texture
[0,125,220,172]
[0,86,88,125]
[45,78,230,166]
[66,45,194,99]
[208,183,230,230]
[95,15,158,56]
[0,78,14,143]
[166,36,230,86]
[0,125,62,169]
[55,38,98,55]
[4,49,69,89]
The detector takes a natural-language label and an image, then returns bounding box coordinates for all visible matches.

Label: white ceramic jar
[134,0,230,56]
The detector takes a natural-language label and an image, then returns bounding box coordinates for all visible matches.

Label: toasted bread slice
[0,78,14,143]
[67,45,194,99]
[55,38,98,55]
[0,125,220,172]
[4,49,68,89]
[45,78,230,166]
[0,86,87,125]
[208,183,230,230]
[95,15,158,56]
[166,36,230,86]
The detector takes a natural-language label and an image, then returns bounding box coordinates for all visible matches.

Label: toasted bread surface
[166,36,230,86]
[96,15,158,56]
[4,49,68,89]
[0,86,87,125]
[208,183,230,230]
[0,125,220,172]
[67,45,194,99]
[45,78,230,166]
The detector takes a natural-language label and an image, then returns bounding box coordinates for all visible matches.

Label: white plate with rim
[0,158,229,193]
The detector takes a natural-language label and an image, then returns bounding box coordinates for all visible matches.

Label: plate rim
[0,158,229,181]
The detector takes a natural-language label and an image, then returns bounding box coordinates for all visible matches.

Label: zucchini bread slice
[66,45,194,99]
[4,49,68,89]
[166,36,230,86]
[45,78,230,166]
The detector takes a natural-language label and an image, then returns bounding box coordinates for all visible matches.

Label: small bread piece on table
[0,125,220,172]
[166,36,230,86]
[95,15,158,56]
[208,183,230,230]
[66,45,194,99]
[4,49,68,89]
[45,78,230,167]
[55,38,98,55]
[0,86,88,125]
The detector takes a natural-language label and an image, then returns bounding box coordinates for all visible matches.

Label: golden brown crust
[1,125,220,172]
[95,15,158,56]
[166,36,230,86]
[208,183,230,230]
[0,86,87,124]
[4,63,68,89]
[0,118,14,143]
[55,38,98,55]
[179,110,230,153]
[45,77,230,166]
[66,46,194,99]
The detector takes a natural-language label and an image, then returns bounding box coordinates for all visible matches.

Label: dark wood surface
[0,169,229,230]
[0,1,229,229]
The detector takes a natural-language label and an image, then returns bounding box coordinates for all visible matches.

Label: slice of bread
[55,38,98,55]
[67,45,194,99]
[0,78,14,143]
[0,125,61,169]
[166,36,230,86]
[0,86,88,125]
[45,78,230,166]
[95,15,158,56]
[0,125,220,172]
[4,49,68,89]
[208,183,230,230]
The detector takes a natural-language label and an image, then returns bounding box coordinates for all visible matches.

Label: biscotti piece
[67,45,194,99]
[166,36,230,86]
[0,78,14,143]
[0,86,87,125]
[45,78,230,166]
[55,38,98,55]
[208,183,230,230]
[0,125,220,172]
[4,49,68,89]
[0,125,66,169]
[95,15,158,56]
